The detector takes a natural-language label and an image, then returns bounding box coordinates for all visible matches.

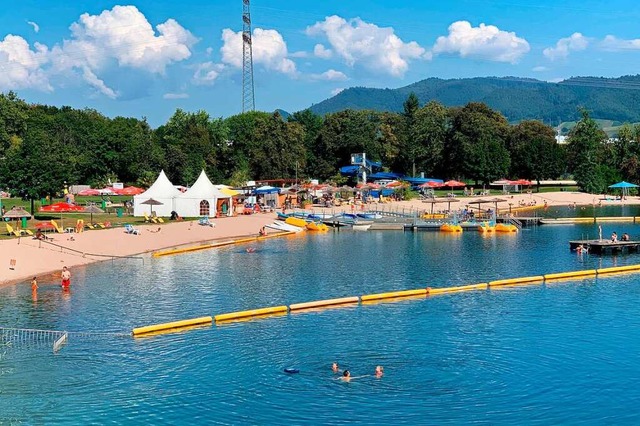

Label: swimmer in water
[375,365,384,378]
[246,247,256,253]
[332,362,339,373]
[341,370,351,381]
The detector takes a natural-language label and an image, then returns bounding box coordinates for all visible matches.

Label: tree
[289,109,323,179]
[410,101,449,177]
[250,112,306,180]
[402,93,420,176]
[567,109,608,193]
[509,120,564,185]
[156,109,228,185]
[446,103,510,184]
[314,110,380,180]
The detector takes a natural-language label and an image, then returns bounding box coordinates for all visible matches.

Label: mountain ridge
[307,75,640,124]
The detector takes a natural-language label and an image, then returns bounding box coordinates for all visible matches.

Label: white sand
[0,214,276,287]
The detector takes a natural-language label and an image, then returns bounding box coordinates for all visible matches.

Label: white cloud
[27,21,40,33]
[543,33,589,60]
[163,93,189,99]
[311,69,348,81]
[432,21,529,63]
[220,28,297,75]
[313,43,332,59]
[331,87,345,96]
[532,66,548,72]
[306,15,425,77]
[600,35,640,51]
[0,35,51,91]
[290,51,309,58]
[192,61,225,85]
[80,66,117,98]
[205,47,213,56]
[62,5,196,73]
[47,5,195,97]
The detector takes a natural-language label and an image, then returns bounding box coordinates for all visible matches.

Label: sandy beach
[0,214,276,287]
[2,190,638,288]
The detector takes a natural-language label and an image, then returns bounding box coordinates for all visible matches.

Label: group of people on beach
[332,362,383,382]
[30,266,71,299]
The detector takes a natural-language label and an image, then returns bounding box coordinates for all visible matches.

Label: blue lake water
[3,224,640,424]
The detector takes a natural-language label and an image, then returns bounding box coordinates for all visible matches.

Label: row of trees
[0,91,638,199]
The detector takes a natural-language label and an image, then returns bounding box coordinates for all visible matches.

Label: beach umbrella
[77,188,101,196]
[419,181,443,188]
[39,202,85,213]
[83,204,105,223]
[3,206,31,230]
[443,180,466,190]
[141,198,163,215]
[117,186,145,196]
[609,181,638,200]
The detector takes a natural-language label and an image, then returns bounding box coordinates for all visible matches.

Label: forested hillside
[309,75,640,124]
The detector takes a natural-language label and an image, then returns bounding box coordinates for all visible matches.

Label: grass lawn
[0,196,167,240]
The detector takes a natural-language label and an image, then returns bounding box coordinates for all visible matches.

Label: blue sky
[2,0,640,126]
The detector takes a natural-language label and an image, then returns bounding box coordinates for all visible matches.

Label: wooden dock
[569,239,640,254]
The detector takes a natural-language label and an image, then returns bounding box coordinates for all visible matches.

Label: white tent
[174,170,233,218]
[133,170,182,217]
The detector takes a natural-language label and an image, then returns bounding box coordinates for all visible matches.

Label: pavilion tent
[133,170,181,217]
[175,170,233,218]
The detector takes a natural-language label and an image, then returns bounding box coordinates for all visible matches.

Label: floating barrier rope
[6,264,640,350]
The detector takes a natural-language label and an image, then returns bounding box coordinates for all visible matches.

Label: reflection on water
[2,225,640,423]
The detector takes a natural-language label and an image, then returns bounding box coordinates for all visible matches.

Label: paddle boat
[478,222,496,233]
[440,223,463,232]
[265,221,305,233]
[495,223,518,232]
[306,222,329,231]
[285,216,308,228]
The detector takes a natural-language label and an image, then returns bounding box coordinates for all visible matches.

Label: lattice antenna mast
[242,0,255,112]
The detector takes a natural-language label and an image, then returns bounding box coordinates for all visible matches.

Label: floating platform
[569,239,640,254]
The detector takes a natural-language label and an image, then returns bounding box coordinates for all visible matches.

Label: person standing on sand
[61,266,71,289]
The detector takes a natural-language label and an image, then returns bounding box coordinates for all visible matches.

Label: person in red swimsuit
[61,266,71,289]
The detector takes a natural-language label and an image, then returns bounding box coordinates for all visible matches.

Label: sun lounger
[50,220,65,233]
[124,224,140,235]
[5,224,21,237]
[198,217,215,227]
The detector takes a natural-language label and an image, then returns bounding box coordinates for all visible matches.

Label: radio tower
[242,0,255,112]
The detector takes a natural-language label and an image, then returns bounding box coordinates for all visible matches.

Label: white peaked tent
[174,170,233,217]
[133,170,182,217]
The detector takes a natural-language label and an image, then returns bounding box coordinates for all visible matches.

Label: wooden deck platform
[569,239,640,254]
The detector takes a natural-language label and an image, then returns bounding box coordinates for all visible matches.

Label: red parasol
[443,180,466,188]
[39,202,85,212]
[77,188,101,196]
[116,186,145,195]
[420,181,443,188]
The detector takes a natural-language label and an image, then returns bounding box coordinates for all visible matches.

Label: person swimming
[246,247,256,253]
[375,365,384,378]
[332,362,339,373]
[341,370,351,381]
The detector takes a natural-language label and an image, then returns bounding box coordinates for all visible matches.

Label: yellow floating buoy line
[130,263,640,337]
[152,231,295,257]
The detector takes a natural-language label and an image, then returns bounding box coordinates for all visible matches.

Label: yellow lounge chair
[156,217,164,223]
[23,229,34,236]
[5,223,21,237]
[50,220,65,233]
[144,213,152,223]
[85,223,96,230]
